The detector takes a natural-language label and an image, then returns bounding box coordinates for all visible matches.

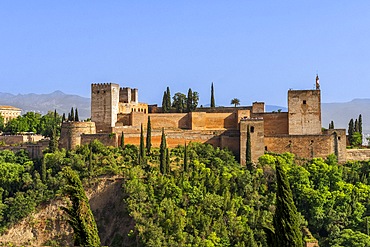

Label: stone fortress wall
[60,77,351,163]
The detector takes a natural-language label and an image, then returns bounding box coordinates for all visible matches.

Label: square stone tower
[91,83,120,132]
[288,89,321,135]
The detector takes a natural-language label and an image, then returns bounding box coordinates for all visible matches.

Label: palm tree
[231,98,240,107]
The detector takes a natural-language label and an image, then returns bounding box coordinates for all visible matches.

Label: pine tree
[61,167,101,247]
[75,108,79,122]
[183,142,188,172]
[160,128,167,174]
[162,91,168,113]
[166,87,171,111]
[120,131,125,149]
[273,158,303,247]
[210,82,215,108]
[71,107,75,122]
[139,123,145,165]
[187,88,193,112]
[146,116,151,155]
[246,125,252,166]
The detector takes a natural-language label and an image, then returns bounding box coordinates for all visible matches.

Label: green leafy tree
[39,111,62,137]
[160,128,167,174]
[0,115,4,131]
[272,158,303,247]
[231,98,240,107]
[210,82,215,108]
[191,91,199,111]
[172,92,187,113]
[146,116,151,155]
[61,167,101,246]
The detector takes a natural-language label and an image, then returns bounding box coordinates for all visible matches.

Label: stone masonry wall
[240,119,265,165]
[59,122,96,150]
[346,149,370,161]
[288,90,321,135]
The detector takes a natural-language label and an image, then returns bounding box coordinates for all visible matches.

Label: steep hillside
[0,177,136,247]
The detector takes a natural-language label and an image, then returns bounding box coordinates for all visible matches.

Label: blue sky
[1,1,370,107]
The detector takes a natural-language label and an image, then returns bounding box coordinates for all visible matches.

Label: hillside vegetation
[1,142,370,246]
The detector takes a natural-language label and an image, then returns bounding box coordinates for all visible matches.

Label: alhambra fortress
[57,76,358,164]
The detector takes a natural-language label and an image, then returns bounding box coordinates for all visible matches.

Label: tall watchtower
[91,83,120,132]
[288,78,322,135]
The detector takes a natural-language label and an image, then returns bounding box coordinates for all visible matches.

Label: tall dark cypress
[273,158,303,247]
[139,123,145,164]
[166,147,170,174]
[246,125,252,165]
[89,143,93,177]
[166,87,171,111]
[62,113,66,122]
[348,119,354,145]
[49,109,58,152]
[146,116,151,155]
[120,131,125,149]
[162,91,168,113]
[187,88,193,112]
[71,107,75,122]
[183,142,188,172]
[75,108,79,122]
[210,82,215,108]
[61,167,101,246]
[160,128,167,174]
[359,114,363,135]
[355,119,359,132]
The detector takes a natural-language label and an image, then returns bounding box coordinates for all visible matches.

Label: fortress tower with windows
[60,76,347,163]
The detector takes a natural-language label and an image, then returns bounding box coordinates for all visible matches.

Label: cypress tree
[359,114,363,135]
[68,112,71,121]
[355,119,359,132]
[162,91,168,113]
[187,88,193,112]
[184,142,188,172]
[139,123,145,165]
[160,128,167,174]
[210,82,215,108]
[61,167,101,247]
[273,158,303,247]
[246,125,252,166]
[49,109,58,152]
[146,116,151,155]
[166,87,171,111]
[75,108,79,122]
[348,119,354,145]
[166,147,170,174]
[89,143,93,177]
[62,113,66,122]
[41,160,47,183]
[120,131,125,149]
[71,107,75,122]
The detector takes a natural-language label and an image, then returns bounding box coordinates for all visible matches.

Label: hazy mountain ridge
[0,91,368,133]
[0,91,90,120]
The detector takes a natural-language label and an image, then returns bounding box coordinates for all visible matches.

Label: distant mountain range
[0,91,90,120]
[0,91,368,133]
